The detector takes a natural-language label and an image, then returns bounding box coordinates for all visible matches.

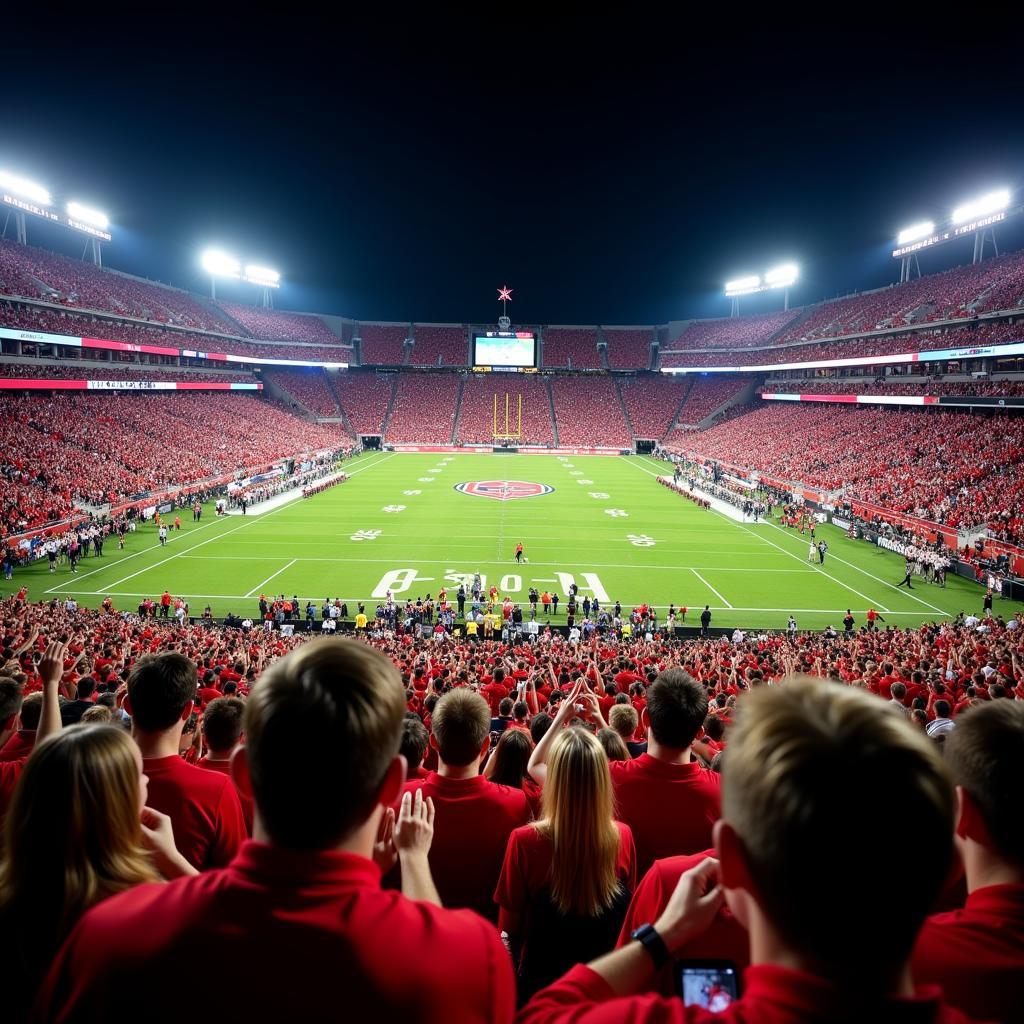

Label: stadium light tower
[0,170,51,245]
[201,249,241,299]
[895,221,935,282]
[244,264,280,308]
[953,188,1010,263]
[67,201,109,266]
[724,263,799,315]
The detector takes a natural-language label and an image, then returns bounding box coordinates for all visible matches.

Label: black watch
[630,923,670,969]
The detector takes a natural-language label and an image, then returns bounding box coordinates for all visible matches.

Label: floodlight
[952,189,1011,225]
[897,221,935,245]
[66,201,109,229]
[201,249,241,277]
[764,263,799,287]
[0,170,51,205]
[725,275,761,296]
[245,264,280,286]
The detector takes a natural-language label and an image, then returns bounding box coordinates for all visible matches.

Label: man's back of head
[126,653,196,732]
[645,669,707,751]
[245,638,405,850]
[202,697,245,754]
[721,676,954,987]
[431,689,490,767]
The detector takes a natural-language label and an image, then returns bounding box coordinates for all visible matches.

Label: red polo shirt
[196,756,253,835]
[617,849,749,997]
[142,755,247,870]
[402,771,532,921]
[0,730,35,762]
[34,842,514,1023]
[0,756,26,821]
[609,755,721,875]
[912,883,1024,1022]
[518,962,974,1023]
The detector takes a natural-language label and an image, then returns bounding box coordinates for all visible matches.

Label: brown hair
[722,677,954,983]
[431,689,490,767]
[487,727,533,787]
[608,703,638,740]
[946,700,1024,864]
[597,728,630,763]
[645,669,707,749]
[202,696,245,752]
[0,725,156,999]
[244,639,405,849]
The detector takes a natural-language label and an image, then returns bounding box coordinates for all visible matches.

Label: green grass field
[4,452,1019,630]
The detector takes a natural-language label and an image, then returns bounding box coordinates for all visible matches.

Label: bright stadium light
[952,188,1011,225]
[244,264,280,287]
[201,249,241,278]
[764,263,799,288]
[0,170,51,205]
[897,221,935,245]
[66,201,109,229]
[724,275,761,296]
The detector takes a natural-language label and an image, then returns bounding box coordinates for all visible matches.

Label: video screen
[675,963,739,1010]
[472,331,536,368]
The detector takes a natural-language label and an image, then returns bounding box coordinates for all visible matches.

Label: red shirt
[34,842,514,1023]
[401,772,532,921]
[480,681,509,716]
[518,962,974,1024]
[495,820,636,937]
[0,730,35,763]
[0,757,26,821]
[912,883,1024,1022]
[142,755,247,870]
[617,850,749,996]
[196,756,253,835]
[609,755,721,876]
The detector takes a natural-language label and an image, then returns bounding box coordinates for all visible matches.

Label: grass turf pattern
[5,452,1019,630]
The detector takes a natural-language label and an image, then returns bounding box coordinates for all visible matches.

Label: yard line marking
[96,455,398,592]
[691,569,733,608]
[42,452,394,596]
[244,559,298,598]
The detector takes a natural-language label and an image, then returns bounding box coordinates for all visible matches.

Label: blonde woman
[495,720,636,1001]
[0,724,194,1020]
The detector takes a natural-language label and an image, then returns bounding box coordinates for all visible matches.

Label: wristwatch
[630,923,670,968]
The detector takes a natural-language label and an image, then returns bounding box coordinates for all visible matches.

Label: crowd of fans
[0,361,256,384]
[618,375,691,440]
[215,302,345,345]
[670,402,1024,541]
[0,594,1021,1021]
[665,310,800,351]
[542,329,601,370]
[264,369,342,417]
[759,376,1024,398]
[671,377,752,426]
[410,327,469,367]
[0,391,343,537]
[603,329,653,369]
[358,325,409,365]
[386,373,460,443]
[548,376,632,447]
[332,371,394,435]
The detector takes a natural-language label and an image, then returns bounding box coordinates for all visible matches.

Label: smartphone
[674,960,739,1010]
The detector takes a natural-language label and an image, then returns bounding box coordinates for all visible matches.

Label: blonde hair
[0,725,157,979]
[723,676,954,982]
[535,728,622,916]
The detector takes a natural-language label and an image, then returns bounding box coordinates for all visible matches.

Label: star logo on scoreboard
[454,480,554,501]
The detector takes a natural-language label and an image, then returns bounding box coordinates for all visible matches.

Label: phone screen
[675,961,739,1010]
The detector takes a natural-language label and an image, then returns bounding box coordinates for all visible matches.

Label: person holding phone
[520,678,970,1023]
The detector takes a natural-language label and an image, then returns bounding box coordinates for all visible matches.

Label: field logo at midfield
[454,480,554,501]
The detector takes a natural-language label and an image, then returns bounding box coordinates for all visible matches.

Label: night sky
[4,18,1024,326]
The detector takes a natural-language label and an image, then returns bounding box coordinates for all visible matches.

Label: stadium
[1,19,1022,1024]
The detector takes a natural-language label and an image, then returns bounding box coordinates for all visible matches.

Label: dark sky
[4,17,1024,326]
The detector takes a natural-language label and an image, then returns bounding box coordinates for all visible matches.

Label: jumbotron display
[472,331,537,368]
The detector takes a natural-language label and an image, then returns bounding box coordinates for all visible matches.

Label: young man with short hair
[521,678,969,1023]
[402,688,532,921]
[36,640,514,1023]
[912,700,1024,1021]
[198,696,253,833]
[125,653,247,870]
[606,670,720,874]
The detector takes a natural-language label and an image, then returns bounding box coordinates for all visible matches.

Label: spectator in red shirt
[608,669,720,874]
[498,726,636,1000]
[481,666,510,715]
[912,700,1024,1021]
[197,697,253,834]
[485,726,542,816]
[0,723,193,1021]
[0,690,39,763]
[125,653,246,870]
[403,688,532,921]
[398,715,430,781]
[520,678,966,1024]
[35,639,515,1023]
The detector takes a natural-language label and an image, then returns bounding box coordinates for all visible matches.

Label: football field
[5,452,1019,630]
